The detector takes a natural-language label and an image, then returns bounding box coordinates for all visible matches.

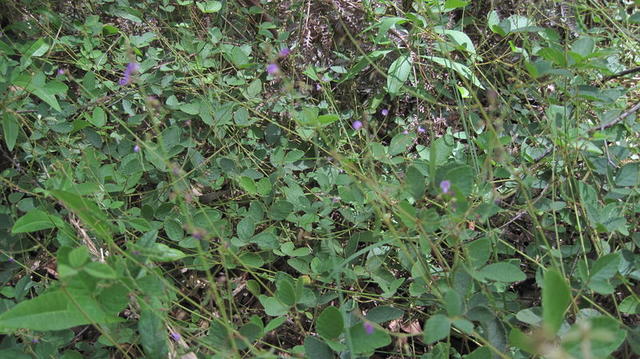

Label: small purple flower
[352,120,363,130]
[7,257,14,263]
[402,130,409,135]
[381,108,389,116]
[31,338,39,344]
[417,126,426,133]
[278,48,291,57]
[126,62,140,74]
[440,180,451,194]
[266,63,279,75]
[363,322,374,335]
[170,332,181,341]
[133,144,141,153]
[118,62,140,86]
[56,68,65,76]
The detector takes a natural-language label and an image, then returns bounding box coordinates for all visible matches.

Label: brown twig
[602,66,640,83]
[589,101,640,132]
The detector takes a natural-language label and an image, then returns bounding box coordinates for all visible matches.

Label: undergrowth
[0,0,639,358]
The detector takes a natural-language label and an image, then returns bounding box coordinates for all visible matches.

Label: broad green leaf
[196,1,222,13]
[276,279,296,306]
[164,218,184,241]
[11,209,63,233]
[147,243,186,262]
[258,295,289,316]
[237,216,256,241]
[365,306,404,323]
[68,246,90,268]
[388,133,413,156]
[424,56,484,89]
[615,163,639,187]
[479,262,526,282]
[619,296,640,314]
[48,190,113,243]
[542,269,571,334]
[444,289,463,317]
[349,322,391,353]
[423,314,451,344]
[386,54,412,96]
[444,0,470,9]
[304,336,333,359]
[2,112,19,151]
[571,37,595,57]
[23,38,49,57]
[84,262,117,279]
[238,176,257,195]
[590,253,620,282]
[13,72,65,111]
[90,107,107,127]
[138,308,168,358]
[316,306,343,340]
[487,11,506,36]
[316,114,339,126]
[438,29,476,55]
[0,290,121,332]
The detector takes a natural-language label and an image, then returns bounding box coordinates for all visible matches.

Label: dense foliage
[1,0,639,358]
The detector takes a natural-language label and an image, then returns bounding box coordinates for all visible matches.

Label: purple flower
[56,68,65,76]
[133,144,141,153]
[170,332,181,341]
[118,62,140,86]
[363,322,374,335]
[417,126,426,133]
[7,257,14,263]
[278,48,291,57]
[31,338,39,344]
[352,120,363,130]
[381,108,389,116]
[402,130,409,135]
[440,180,451,194]
[266,63,279,75]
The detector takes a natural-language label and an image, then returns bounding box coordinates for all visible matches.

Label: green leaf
[349,322,391,353]
[0,290,122,332]
[138,308,168,358]
[444,289,463,317]
[386,54,412,96]
[2,112,19,151]
[589,253,620,282]
[276,279,296,307]
[258,295,290,316]
[444,0,470,9]
[619,296,640,314]
[479,262,526,282]
[23,38,49,57]
[68,246,90,268]
[196,0,222,13]
[90,107,107,127]
[388,133,413,156]
[164,218,184,241]
[237,216,256,241]
[316,114,340,126]
[316,306,343,340]
[615,163,639,187]
[423,314,451,344]
[542,269,571,334]
[84,262,117,279]
[48,190,113,243]
[238,176,257,195]
[11,209,63,233]
[304,336,334,359]
[365,306,404,323]
[424,56,484,89]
